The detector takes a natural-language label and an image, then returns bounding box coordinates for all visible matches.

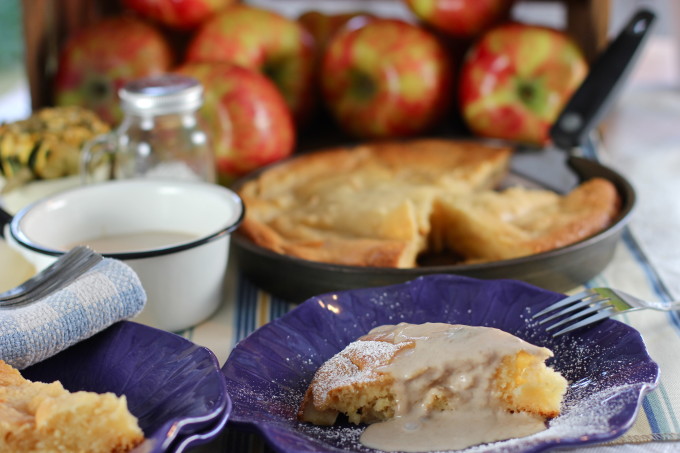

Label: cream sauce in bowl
[66,231,199,254]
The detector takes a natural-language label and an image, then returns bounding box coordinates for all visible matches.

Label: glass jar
[81,74,216,183]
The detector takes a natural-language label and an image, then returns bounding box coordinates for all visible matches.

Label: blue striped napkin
[0,258,146,369]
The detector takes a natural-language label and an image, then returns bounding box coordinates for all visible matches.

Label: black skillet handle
[550,9,656,150]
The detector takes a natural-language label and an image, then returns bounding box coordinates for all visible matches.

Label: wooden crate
[21,0,611,111]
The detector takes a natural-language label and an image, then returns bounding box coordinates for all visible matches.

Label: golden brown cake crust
[241,139,513,193]
[238,139,512,268]
[297,339,413,425]
[238,138,620,268]
[432,178,621,262]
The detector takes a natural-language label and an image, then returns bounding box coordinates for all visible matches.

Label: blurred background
[0,0,31,122]
[0,0,676,123]
[1,0,679,298]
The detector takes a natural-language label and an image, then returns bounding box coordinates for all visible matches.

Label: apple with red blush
[54,16,173,125]
[185,5,316,125]
[320,18,454,139]
[403,0,515,39]
[175,63,295,185]
[121,0,236,30]
[458,23,588,145]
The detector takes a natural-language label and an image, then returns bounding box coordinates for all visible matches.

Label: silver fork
[532,287,680,336]
[0,246,103,309]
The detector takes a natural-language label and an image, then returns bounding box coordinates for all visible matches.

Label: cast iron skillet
[231,10,653,302]
[232,145,635,302]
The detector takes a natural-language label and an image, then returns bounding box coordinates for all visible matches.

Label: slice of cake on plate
[298,322,567,451]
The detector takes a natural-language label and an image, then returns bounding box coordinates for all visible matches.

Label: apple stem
[349,70,376,100]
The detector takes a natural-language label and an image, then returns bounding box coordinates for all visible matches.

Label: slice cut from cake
[430,177,621,262]
[0,360,144,453]
[298,323,568,451]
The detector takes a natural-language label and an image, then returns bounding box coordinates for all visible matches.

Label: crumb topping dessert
[0,360,144,453]
[238,139,620,268]
[298,322,568,451]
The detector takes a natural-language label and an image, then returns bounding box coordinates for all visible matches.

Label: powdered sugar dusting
[291,381,643,453]
[460,383,643,453]
[290,329,649,452]
[311,340,401,407]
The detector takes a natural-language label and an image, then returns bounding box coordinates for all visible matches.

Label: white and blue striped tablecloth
[179,135,680,451]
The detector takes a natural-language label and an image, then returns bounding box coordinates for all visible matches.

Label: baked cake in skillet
[238,138,620,267]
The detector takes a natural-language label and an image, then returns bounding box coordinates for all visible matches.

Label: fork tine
[1,262,98,307]
[0,248,85,302]
[16,251,101,304]
[532,289,598,318]
[537,296,611,325]
[27,250,101,298]
[4,248,89,297]
[551,308,617,336]
[543,299,614,331]
[0,247,102,308]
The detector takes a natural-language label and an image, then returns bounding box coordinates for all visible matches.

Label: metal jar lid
[118,74,203,115]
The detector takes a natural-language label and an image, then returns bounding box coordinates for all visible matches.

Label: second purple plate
[23,321,231,453]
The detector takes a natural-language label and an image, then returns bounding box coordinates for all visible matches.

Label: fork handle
[659,301,680,311]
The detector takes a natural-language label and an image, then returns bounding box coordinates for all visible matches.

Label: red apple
[185,5,315,125]
[122,0,236,30]
[459,23,588,145]
[403,0,515,39]
[175,62,295,185]
[321,18,454,139]
[54,16,173,125]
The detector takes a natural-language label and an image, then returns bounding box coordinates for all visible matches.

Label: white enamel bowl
[4,180,244,331]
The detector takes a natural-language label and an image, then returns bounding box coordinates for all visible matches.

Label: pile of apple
[52,0,589,184]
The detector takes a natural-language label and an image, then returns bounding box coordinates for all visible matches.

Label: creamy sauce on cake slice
[359,323,558,452]
[298,322,567,451]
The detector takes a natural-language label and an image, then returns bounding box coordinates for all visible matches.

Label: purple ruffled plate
[23,321,231,453]
[223,274,659,453]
